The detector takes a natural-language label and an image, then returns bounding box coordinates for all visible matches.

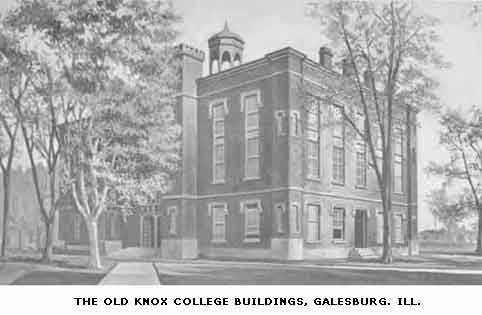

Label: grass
[0,250,115,285]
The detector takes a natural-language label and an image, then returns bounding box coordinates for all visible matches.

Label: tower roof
[209,21,244,44]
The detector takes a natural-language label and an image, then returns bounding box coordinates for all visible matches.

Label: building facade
[59,23,419,260]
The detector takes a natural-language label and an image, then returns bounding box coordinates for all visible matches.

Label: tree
[427,106,482,254]
[427,182,473,243]
[0,108,18,257]
[308,1,446,263]
[0,0,75,262]
[25,0,182,269]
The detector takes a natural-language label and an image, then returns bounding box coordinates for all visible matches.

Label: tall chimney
[319,46,333,69]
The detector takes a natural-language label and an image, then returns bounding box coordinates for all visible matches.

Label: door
[354,209,368,248]
[141,216,155,248]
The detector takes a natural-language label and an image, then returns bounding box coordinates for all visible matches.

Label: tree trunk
[381,191,393,264]
[42,219,53,263]
[86,220,102,269]
[476,207,482,255]
[1,173,10,257]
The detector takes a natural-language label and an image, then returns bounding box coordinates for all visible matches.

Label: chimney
[342,58,354,76]
[318,46,333,69]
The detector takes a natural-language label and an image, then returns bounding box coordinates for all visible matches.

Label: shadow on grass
[11,270,106,285]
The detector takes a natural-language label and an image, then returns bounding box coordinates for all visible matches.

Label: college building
[59,22,419,260]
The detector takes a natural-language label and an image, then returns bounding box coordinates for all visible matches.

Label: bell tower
[208,21,244,74]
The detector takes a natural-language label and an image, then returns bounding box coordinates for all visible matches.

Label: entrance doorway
[354,209,368,248]
[141,216,155,248]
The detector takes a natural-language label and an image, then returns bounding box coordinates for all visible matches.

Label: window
[274,203,286,233]
[356,146,367,188]
[290,111,301,136]
[212,102,226,183]
[376,212,383,244]
[306,204,321,242]
[332,207,345,240]
[355,113,367,188]
[332,106,345,184]
[242,200,262,242]
[243,92,261,179]
[394,214,403,243]
[275,111,288,136]
[167,206,177,235]
[306,98,320,178]
[210,203,227,242]
[291,204,301,233]
[394,127,403,193]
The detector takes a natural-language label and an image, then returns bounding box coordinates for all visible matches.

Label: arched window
[221,51,231,71]
[211,59,219,74]
[233,53,241,67]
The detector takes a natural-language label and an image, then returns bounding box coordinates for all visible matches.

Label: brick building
[59,23,418,260]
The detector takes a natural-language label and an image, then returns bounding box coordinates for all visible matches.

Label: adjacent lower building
[59,22,419,260]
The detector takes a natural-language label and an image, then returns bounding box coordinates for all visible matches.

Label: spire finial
[223,20,229,31]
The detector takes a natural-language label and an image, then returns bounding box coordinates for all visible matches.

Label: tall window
[167,206,177,235]
[306,204,321,242]
[274,203,286,233]
[242,200,262,242]
[394,214,403,243]
[290,204,301,233]
[394,127,403,193]
[275,111,288,136]
[290,111,301,136]
[307,98,320,178]
[243,92,261,179]
[355,113,367,188]
[210,203,227,242]
[212,102,226,183]
[332,106,345,184]
[332,207,345,240]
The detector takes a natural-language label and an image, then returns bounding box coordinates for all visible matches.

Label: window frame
[394,127,404,194]
[305,203,321,243]
[210,99,228,184]
[332,105,345,185]
[306,97,321,179]
[167,206,178,236]
[275,110,288,136]
[274,202,286,234]
[241,199,262,243]
[241,90,262,181]
[332,206,346,241]
[209,202,228,243]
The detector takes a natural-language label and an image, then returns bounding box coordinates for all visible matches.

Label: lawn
[154,261,482,285]
[0,251,115,285]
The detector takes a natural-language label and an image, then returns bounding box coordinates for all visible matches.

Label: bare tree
[308,1,447,263]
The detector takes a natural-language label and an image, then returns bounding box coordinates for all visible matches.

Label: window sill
[332,239,347,244]
[243,238,261,243]
[355,185,367,190]
[306,176,321,182]
[243,177,261,182]
[212,180,226,185]
[331,181,345,187]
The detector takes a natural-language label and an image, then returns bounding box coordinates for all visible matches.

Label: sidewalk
[99,262,160,285]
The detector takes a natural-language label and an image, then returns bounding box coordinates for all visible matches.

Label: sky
[0,0,481,231]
